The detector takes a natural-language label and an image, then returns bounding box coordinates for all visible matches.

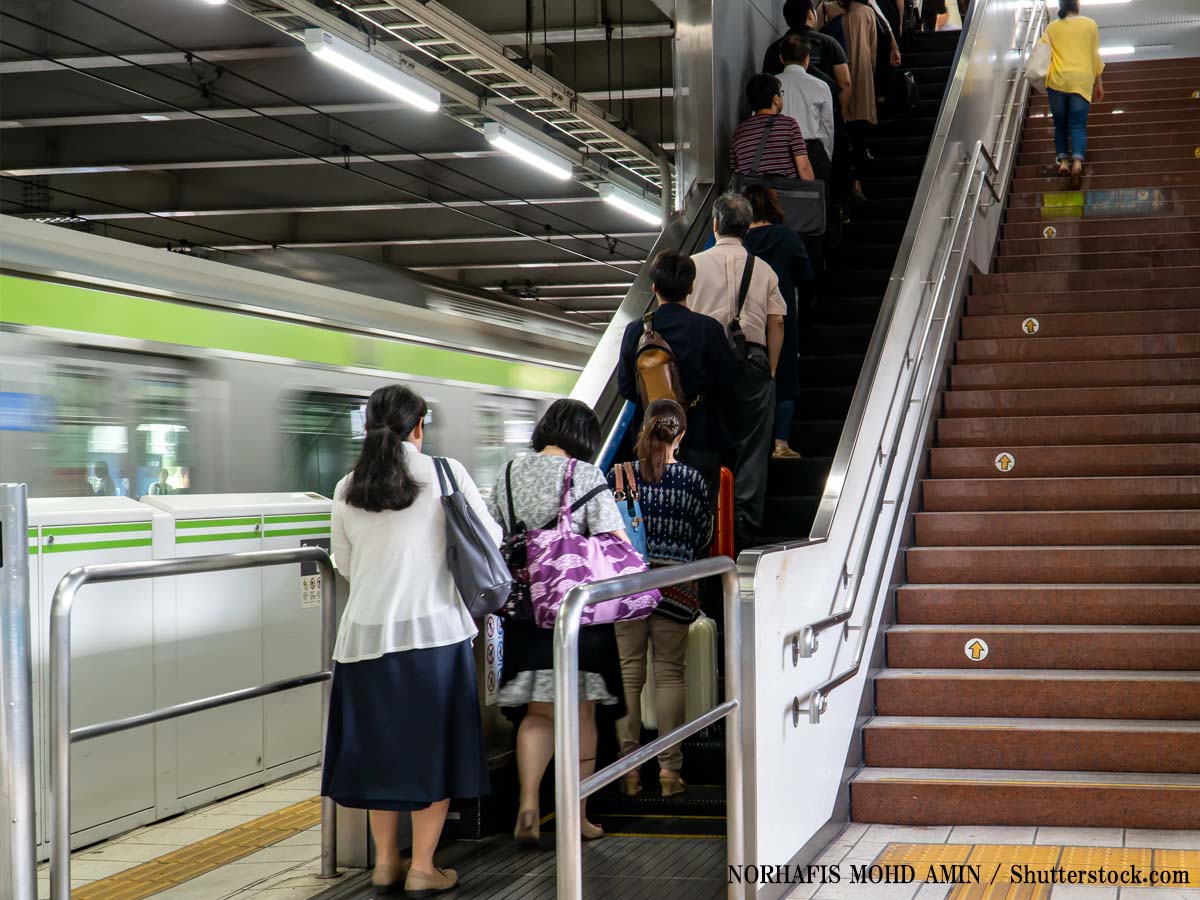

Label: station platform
[44,768,1200,900]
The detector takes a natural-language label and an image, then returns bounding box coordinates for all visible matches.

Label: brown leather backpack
[635,312,687,407]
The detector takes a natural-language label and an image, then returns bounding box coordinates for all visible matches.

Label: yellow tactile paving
[1155,849,1200,870]
[947,883,1050,900]
[71,797,321,900]
[967,845,1063,866]
[1060,844,1153,881]
[879,843,974,866]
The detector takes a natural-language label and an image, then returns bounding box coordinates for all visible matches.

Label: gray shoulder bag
[433,457,513,619]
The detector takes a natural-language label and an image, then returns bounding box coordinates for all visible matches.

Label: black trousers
[729,346,776,539]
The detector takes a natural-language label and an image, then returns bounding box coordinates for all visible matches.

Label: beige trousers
[614,616,689,773]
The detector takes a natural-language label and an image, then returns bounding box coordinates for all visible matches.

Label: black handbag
[732,117,827,236]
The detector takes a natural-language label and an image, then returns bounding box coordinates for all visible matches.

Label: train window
[474,398,537,495]
[133,378,193,496]
[282,391,439,499]
[50,370,130,496]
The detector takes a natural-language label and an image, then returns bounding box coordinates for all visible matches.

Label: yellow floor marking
[967,845,1062,866]
[72,798,320,900]
[947,883,1050,900]
[1155,849,1200,870]
[879,843,974,866]
[1060,844,1152,880]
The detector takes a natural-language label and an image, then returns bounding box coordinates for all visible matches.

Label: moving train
[0,215,600,500]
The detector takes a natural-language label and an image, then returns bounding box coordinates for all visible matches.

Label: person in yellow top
[1040,0,1105,187]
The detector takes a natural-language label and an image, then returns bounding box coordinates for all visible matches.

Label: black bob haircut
[649,249,696,303]
[746,73,782,111]
[531,398,602,462]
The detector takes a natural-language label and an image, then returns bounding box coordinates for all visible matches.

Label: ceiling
[0,0,678,325]
[1078,0,1200,60]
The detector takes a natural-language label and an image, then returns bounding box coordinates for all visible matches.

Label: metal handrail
[789,0,1047,723]
[552,556,743,900]
[49,547,339,900]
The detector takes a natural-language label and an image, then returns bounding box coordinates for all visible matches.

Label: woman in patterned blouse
[608,399,712,798]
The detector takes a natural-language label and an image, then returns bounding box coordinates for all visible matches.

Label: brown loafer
[372,860,409,889]
[405,866,458,898]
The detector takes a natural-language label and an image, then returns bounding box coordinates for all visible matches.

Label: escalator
[766,30,963,545]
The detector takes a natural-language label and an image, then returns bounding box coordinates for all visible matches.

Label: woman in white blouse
[322,384,501,897]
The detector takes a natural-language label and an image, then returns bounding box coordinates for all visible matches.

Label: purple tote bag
[528,458,661,630]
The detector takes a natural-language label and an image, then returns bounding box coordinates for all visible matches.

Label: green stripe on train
[1,275,578,394]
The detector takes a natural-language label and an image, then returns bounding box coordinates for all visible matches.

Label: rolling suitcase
[640,614,719,730]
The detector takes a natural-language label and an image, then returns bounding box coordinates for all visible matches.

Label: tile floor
[36,769,352,900]
[787,825,1200,900]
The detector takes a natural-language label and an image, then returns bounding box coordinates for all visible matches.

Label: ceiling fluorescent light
[483,122,573,180]
[1100,45,1136,57]
[303,28,439,112]
[598,183,663,227]
[202,0,227,5]
[1047,0,1130,5]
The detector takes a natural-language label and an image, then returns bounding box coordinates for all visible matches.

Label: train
[0,215,601,500]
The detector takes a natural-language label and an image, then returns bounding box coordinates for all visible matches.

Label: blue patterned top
[609,460,711,622]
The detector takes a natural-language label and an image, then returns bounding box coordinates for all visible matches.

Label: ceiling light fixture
[201,0,227,5]
[1099,45,1136,57]
[483,122,573,181]
[140,114,170,121]
[598,183,663,227]
[1047,0,1131,6]
[303,28,439,113]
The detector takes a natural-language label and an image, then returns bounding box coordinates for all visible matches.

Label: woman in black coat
[740,185,814,459]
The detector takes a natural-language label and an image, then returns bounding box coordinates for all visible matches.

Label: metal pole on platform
[0,484,37,900]
[318,559,339,879]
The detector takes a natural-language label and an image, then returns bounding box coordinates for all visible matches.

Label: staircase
[850,56,1200,828]
[764,30,963,544]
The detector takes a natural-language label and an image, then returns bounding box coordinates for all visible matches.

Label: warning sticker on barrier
[965,638,989,662]
[301,574,322,609]
[1042,225,1057,239]
[994,452,1016,473]
[484,613,504,703]
[1021,317,1040,335]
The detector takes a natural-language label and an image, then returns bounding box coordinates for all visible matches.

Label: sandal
[1056,160,1070,177]
[619,772,643,796]
[660,772,687,797]
[513,807,540,845]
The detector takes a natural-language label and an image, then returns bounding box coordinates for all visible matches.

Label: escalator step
[794,384,855,419]
[799,352,867,382]
[789,419,846,456]
[769,456,834,495]
[763,496,822,534]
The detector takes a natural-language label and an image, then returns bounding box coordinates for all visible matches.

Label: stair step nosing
[887,624,1200,634]
[851,767,1200,787]
[866,716,1200,733]
[874,668,1200,681]
[897,582,1200,589]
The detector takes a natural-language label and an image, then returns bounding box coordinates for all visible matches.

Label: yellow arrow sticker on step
[1042,225,1057,239]
[1195,146,1200,159]
[1193,90,1200,99]
[1021,317,1041,335]
[965,638,989,662]
[994,452,1016,473]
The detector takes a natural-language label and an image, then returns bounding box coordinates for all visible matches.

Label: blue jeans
[774,398,795,443]
[1046,87,1090,161]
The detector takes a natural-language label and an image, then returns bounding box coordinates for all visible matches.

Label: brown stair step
[917,510,1200,546]
[967,286,1200,315]
[1002,216,1200,243]
[962,309,1200,339]
[929,443,1200,479]
[862,717,1200,773]
[972,267,1200,295]
[956,333,1200,364]
[886,624,1200,670]
[942,385,1200,418]
[1029,88,1200,105]
[1006,199,1200,225]
[950,358,1200,389]
[937,412,1200,447]
[1021,113,1200,135]
[1019,142,1200,167]
[1012,172,1200,195]
[1020,131,1200,157]
[874,669,1200,719]
[921,476,1200,512]
[906,545,1200,584]
[995,248,1200,273]
[999,230,1200,257]
[850,767,1200,828]
[1014,159,1200,181]
[896,584,1200,625]
[1008,184,1200,209]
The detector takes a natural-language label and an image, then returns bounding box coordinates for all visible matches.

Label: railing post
[0,484,37,900]
[721,566,745,900]
[318,558,339,879]
[553,586,587,900]
[50,568,86,900]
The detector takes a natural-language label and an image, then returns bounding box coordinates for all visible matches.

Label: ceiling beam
[488,23,674,46]
[4,197,606,217]
[0,45,301,75]
[412,259,644,272]
[205,231,655,250]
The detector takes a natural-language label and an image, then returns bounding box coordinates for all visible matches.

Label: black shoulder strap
[433,457,453,496]
[504,459,520,533]
[540,483,608,531]
[749,116,777,176]
[642,310,655,333]
[736,253,756,317]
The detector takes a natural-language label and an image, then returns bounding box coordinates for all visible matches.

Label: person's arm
[766,315,785,376]
[820,84,836,155]
[834,62,852,117]
[331,498,352,579]
[794,153,816,181]
[1092,25,1106,101]
[789,118,816,181]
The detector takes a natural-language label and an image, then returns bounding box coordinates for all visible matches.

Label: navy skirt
[321,639,489,811]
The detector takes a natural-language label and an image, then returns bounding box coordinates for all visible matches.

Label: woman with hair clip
[1041,0,1104,188]
[322,384,501,896]
[608,399,711,798]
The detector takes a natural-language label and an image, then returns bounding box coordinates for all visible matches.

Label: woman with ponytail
[322,384,501,896]
[1041,0,1104,187]
[607,399,712,798]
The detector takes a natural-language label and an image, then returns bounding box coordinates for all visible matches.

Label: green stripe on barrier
[44,522,152,537]
[264,527,333,539]
[176,532,261,544]
[43,538,153,554]
[178,518,260,529]
[29,545,38,556]
[28,527,37,538]
[264,514,331,524]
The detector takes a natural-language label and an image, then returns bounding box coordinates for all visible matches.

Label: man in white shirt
[777,35,835,181]
[689,193,787,544]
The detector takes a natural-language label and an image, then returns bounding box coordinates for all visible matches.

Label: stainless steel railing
[49,547,340,900]
[552,556,743,900]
